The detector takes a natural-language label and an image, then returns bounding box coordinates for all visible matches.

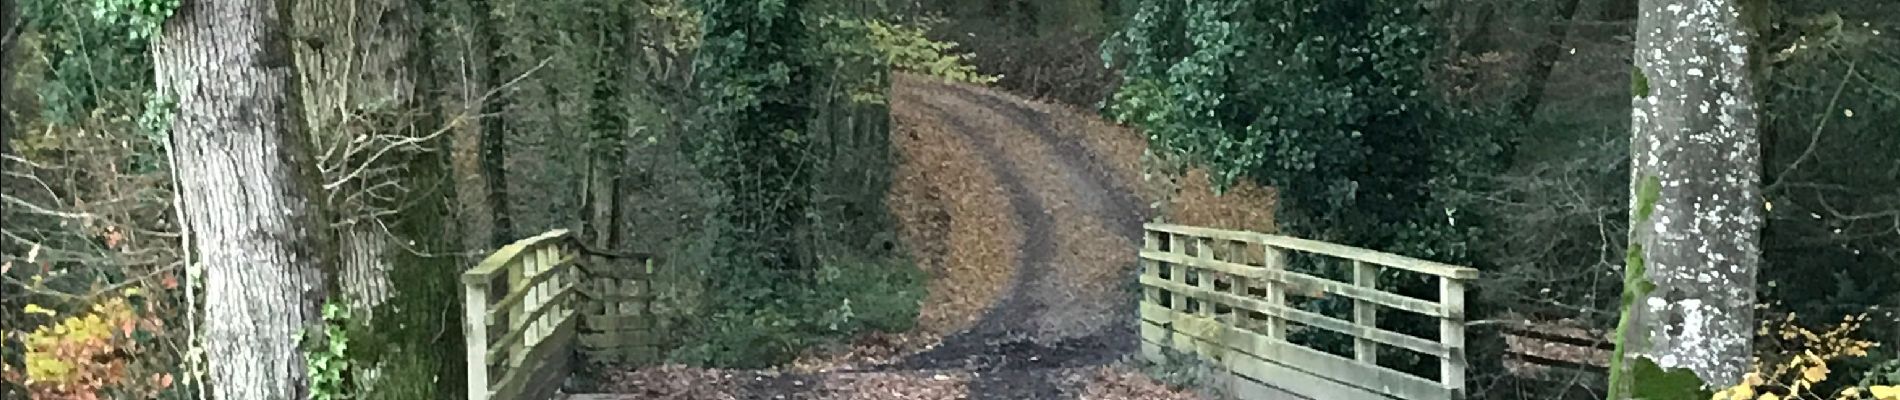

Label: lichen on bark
[1608,0,1764,397]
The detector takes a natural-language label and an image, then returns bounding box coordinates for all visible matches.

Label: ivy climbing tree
[689,0,820,335]
[1605,0,1763,397]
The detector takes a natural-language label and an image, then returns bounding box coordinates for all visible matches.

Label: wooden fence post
[1263,246,1288,340]
[509,255,530,369]
[1440,278,1467,397]
[1354,260,1379,365]
[463,281,491,400]
[1195,237,1214,317]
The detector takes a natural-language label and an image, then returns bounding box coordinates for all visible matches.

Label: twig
[1766,61,1855,193]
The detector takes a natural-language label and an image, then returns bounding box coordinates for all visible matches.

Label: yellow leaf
[1869,385,1899,400]
[1745,372,1767,387]
[1722,385,1756,400]
[23,304,56,316]
[1801,364,1829,383]
[1761,393,1781,400]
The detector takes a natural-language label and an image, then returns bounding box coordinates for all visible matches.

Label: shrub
[668,257,923,368]
[8,293,176,400]
[1710,310,1898,400]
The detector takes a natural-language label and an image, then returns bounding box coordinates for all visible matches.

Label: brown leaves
[1071,366,1203,400]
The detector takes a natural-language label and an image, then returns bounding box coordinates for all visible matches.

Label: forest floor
[573,76,1212,399]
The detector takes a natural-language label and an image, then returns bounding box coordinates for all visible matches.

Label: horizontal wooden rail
[1145,223,1478,279]
[1137,223,1474,400]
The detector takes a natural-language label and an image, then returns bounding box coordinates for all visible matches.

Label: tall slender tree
[1607,0,1762,396]
[154,0,332,397]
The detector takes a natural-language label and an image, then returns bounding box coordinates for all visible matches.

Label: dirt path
[580,77,1185,400]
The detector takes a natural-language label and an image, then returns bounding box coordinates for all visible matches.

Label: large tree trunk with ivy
[155,0,331,398]
[1607,0,1762,396]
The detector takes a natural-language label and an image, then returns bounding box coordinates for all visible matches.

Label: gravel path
[874,77,1150,399]
[577,77,1176,400]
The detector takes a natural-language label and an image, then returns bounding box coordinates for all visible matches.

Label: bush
[668,257,923,368]
[1710,310,1897,400]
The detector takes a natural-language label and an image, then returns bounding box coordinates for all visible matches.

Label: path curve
[582,77,1169,400]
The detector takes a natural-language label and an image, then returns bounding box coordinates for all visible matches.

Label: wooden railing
[463,230,582,400]
[1136,223,1477,400]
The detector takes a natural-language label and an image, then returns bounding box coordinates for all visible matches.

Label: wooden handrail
[464,229,572,283]
[1139,250,1448,317]
[1145,223,1479,279]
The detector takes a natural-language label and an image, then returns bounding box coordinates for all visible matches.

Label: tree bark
[154,0,331,398]
[290,0,416,316]
[427,0,498,258]
[0,1,20,397]
[1511,0,1586,121]
[1609,0,1762,394]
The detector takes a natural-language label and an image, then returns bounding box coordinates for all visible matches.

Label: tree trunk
[290,0,415,317]
[1608,0,1762,395]
[1511,0,1586,121]
[154,0,331,398]
[0,1,21,397]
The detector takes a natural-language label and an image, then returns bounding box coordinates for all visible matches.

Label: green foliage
[670,258,923,367]
[1628,357,1714,400]
[19,0,164,124]
[857,19,996,84]
[810,16,993,104]
[305,302,355,400]
[86,0,178,41]
[1104,0,1516,374]
[1631,67,1651,99]
[689,0,822,313]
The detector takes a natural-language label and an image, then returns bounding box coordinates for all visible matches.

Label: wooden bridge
[460,230,657,400]
[1137,223,1476,400]
[458,224,1475,400]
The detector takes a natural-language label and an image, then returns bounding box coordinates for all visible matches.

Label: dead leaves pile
[888,82,1022,336]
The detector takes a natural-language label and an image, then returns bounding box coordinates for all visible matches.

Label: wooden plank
[1141,319,1420,400]
[578,331,665,349]
[487,255,576,325]
[1145,223,1478,280]
[486,314,578,400]
[1141,250,1447,318]
[1141,304,1454,400]
[1506,350,1610,374]
[1502,327,1615,351]
[1195,237,1215,317]
[463,230,571,284]
[581,312,649,327]
[1167,233,1187,312]
[578,293,654,302]
[1263,247,1288,340]
[507,250,531,368]
[1440,278,1468,398]
[486,284,580,365]
[462,282,492,400]
[577,264,655,279]
[1353,260,1379,364]
[1140,275,1448,358]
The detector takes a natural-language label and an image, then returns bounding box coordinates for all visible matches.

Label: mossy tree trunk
[1607,0,1763,397]
[155,0,332,397]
